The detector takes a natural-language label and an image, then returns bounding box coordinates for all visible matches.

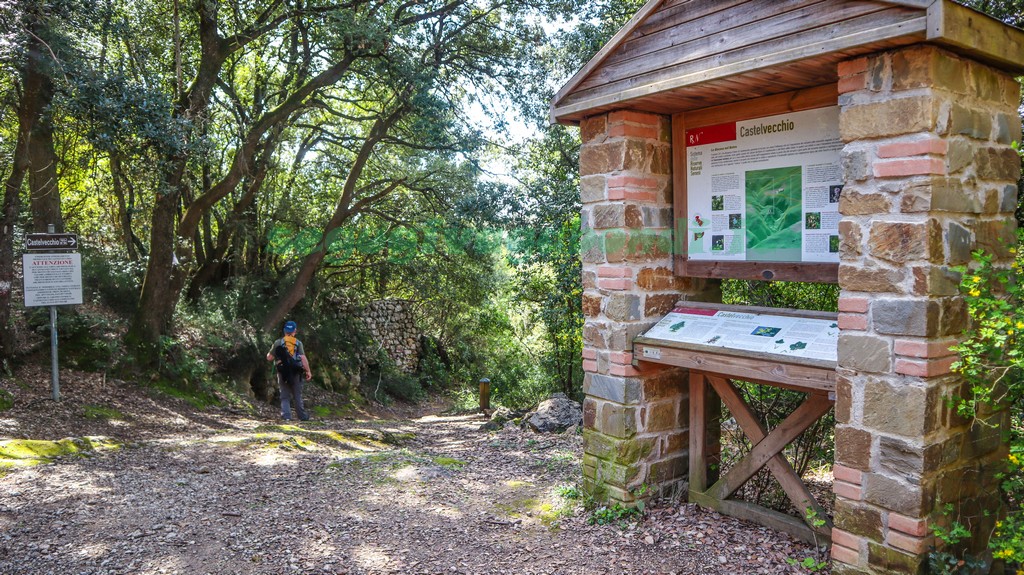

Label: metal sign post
[23,225,81,401]
[50,305,58,401]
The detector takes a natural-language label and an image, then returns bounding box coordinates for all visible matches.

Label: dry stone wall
[360,299,421,373]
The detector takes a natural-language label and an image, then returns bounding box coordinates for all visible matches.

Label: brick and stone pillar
[578,111,718,502]
[831,46,1020,574]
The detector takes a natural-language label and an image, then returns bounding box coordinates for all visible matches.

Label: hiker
[266,320,313,421]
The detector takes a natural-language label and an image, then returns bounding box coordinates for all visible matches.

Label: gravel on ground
[0,366,828,574]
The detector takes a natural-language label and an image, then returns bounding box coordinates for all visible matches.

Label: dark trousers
[279,371,308,421]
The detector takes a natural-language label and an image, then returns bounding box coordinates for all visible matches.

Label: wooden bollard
[479,377,490,412]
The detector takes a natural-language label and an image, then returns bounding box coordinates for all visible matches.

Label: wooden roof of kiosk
[550,0,1024,125]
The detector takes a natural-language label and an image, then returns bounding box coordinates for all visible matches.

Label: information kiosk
[551,0,1024,571]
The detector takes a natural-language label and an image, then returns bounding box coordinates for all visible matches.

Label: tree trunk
[262,251,325,332]
[0,27,53,360]
[0,132,28,363]
[126,185,185,361]
[27,91,62,233]
[186,136,275,300]
[131,35,354,353]
[126,0,229,358]
[110,154,138,261]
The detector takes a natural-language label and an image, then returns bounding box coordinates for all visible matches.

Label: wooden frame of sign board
[633,300,838,543]
[672,84,841,283]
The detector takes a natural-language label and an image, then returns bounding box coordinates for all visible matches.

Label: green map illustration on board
[745,166,802,261]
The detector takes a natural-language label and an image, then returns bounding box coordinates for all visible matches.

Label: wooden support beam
[706,392,833,502]
[690,490,829,545]
[689,371,708,494]
[707,376,833,537]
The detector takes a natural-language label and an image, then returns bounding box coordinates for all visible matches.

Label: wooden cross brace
[688,371,834,543]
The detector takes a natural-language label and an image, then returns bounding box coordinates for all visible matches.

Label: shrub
[932,234,1024,572]
[26,308,117,371]
[81,250,145,315]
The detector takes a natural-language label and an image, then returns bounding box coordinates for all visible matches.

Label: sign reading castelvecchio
[685,106,843,264]
[25,232,79,251]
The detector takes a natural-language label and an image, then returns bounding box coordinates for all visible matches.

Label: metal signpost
[23,227,81,401]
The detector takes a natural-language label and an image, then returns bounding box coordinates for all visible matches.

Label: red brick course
[877,138,948,158]
[839,297,871,313]
[893,339,957,358]
[888,513,928,537]
[839,313,868,331]
[873,158,946,177]
[834,464,864,485]
[894,356,957,376]
[597,278,633,290]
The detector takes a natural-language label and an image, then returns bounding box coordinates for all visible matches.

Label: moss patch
[252,425,401,452]
[82,404,126,420]
[0,389,12,411]
[0,436,121,469]
[310,405,353,419]
[432,456,466,470]
[149,382,220,410]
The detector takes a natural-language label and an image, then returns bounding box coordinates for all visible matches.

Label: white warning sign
[23,253,83,307]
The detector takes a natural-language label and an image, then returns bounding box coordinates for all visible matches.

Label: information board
[642,306,838,363]
[685,106,842,263]
[23,253,83,307]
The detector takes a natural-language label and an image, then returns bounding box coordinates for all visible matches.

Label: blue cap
[283,321,297,333]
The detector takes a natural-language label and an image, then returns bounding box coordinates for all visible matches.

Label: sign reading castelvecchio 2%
[25,232,79,251]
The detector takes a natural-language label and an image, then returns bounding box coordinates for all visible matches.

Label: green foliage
[723,279,839,313]
[587,502,642,526]
[950,243,1024,416]
[157,336,210,389]
[933,231,1024,572]
[81,250,145,316]
[929,507,988,575]
[0,390,12,411]
[431,456,466,470]
[147,379,220,411]
[785,556,829,572]
[367,361,426,404]
[555,483,582,501]
[309,405,352,419]
[992,511,1024,566]
[26,308,117,372]
[960,0,1024,28]
[786,509,829,571]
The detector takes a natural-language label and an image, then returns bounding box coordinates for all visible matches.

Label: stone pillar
[579,110,718,503]
[831,46,1020,574]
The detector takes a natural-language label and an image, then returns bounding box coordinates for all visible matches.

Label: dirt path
[0,368,824,574]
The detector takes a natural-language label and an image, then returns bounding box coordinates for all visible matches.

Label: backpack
[273,338,304,376]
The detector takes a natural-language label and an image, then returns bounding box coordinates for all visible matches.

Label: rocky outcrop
[526,393,583,433]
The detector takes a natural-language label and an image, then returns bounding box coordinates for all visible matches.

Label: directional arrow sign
[25,233,79,251]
